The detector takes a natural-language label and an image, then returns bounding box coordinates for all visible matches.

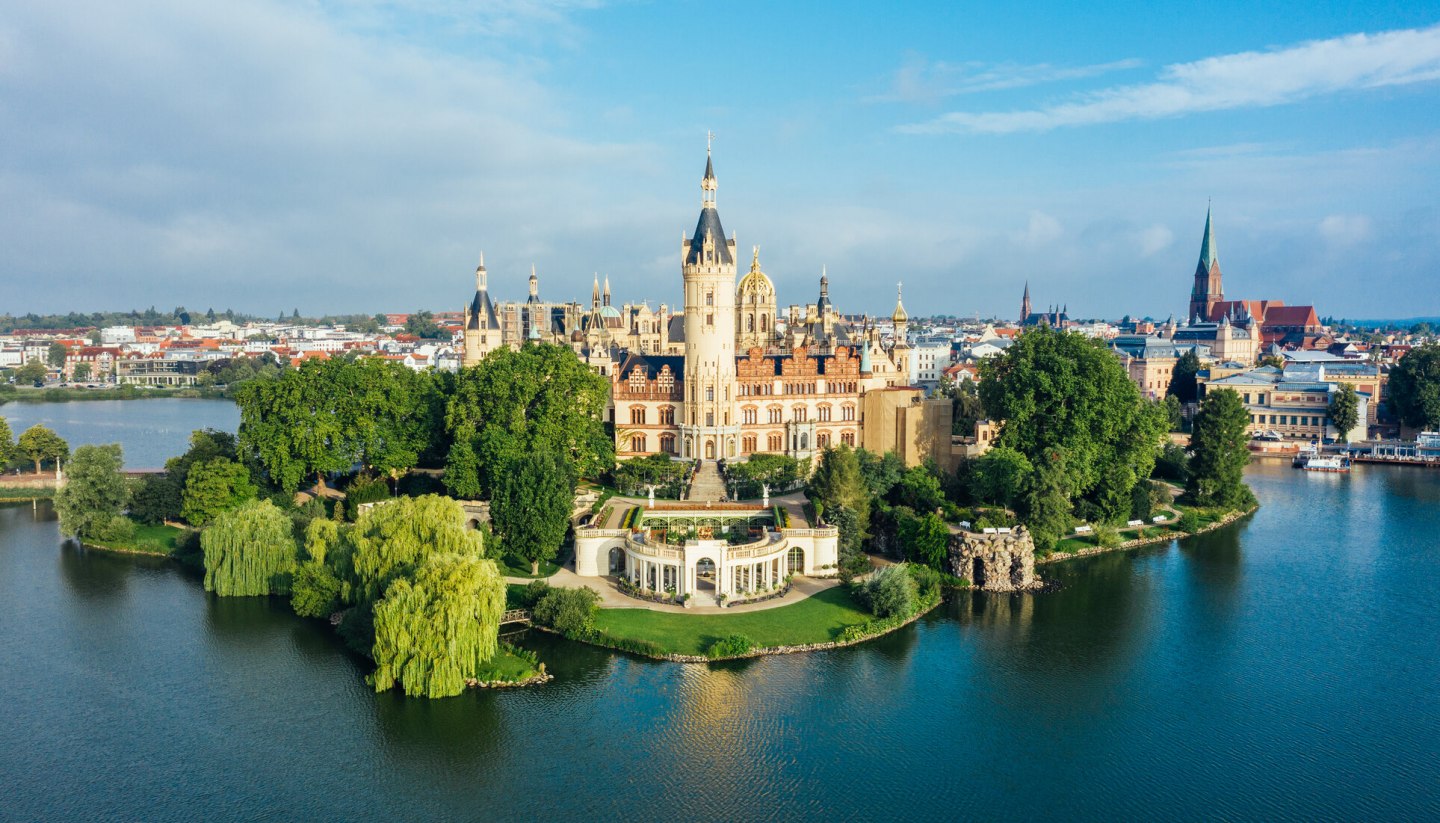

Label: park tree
[969,446,1033,510]
[723,453,802,498]
[1327,383,1360,443]
[181,458,257,526]
[46,342,68,368]
[54,444,132,541]
[1167,350,1202,403]
[979,326,1167,524]
[1020,448,1072,551]
[855,448,905,500]
[859,563,917,618]
[18,425,68,475]
[403,310,446,340]
[1163,394,1184,432]
[370,552,507,698]
[17,358,47,384]
[808,444,869,528]
[1386,344,1440,431]
[490,451,575,575]
[201,499,298,596]
[0,417,17,468]
[938,375,985,436]
[344,494,486,606]
[72,362,92,382]
[1186,388,1254,510]
[444,343,613,497]
[899,511,951,570]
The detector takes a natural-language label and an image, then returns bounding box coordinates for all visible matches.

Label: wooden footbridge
[499,609,532,626]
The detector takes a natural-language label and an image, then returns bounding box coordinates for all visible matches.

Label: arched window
[799,432,809,450]
[630,407,646,425]
[817,432,830,448]
[818,405,831,422]
[841,431,855,446]
[841,405,855,421]
[659,405,675,425]
[767,433,783,451]
[660,434,676,454]
[742,435,757,452]
[793,406,807,423]
[631,435,646,452]
[768,406,783,424]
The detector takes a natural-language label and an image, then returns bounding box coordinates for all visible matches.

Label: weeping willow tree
[201,499,298,596]
[370,552,506,698]
[344,494,486,605]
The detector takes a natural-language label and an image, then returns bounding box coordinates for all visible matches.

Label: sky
[3,0,1439,321]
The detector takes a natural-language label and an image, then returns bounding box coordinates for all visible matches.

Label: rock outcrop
[949,526,1039,592]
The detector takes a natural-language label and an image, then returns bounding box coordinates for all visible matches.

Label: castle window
[660,434,676,454]
[742,408,757,425]
[818,405,831,422]
[841,431,855,446]
[743,435,757,453]
[659,405,675,425]
[706,386,714,402]
[630,407,646,425]
[841,405,855,421]
[817,432,830,448]
[706,292,714,307]
[768,407,783,424]
[706,412,714,427]
[630,435,646,452]
[793,406,807,422]
[767,433,783,451]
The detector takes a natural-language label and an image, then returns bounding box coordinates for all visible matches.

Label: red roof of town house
[385,314,409,325]
[1206,300,1276,322]
[1263,305,1320,328]
[991,328,1020,339]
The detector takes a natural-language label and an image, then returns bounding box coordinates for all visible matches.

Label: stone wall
[948,526,1038,592]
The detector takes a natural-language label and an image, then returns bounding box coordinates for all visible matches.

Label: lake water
[0,398,239,470]
[1,403,1437,821]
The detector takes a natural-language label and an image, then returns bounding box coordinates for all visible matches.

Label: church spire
[591,274,600,309]
[603,276,611,307]
[1199,202,1218,272]
[1021,280,1032,322]
[1189,202,1224,322]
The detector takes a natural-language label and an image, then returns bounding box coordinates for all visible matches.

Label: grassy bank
[84,523,187,557]
[0,487,56,500]
[591,586,873,656]
[1045,504,1254,562]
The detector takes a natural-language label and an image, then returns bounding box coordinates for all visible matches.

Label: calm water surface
[1,406,1437,821]
[0,397,238,469]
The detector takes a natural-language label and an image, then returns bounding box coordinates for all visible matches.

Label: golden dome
[892,282,908,323]
[737,246,774,298]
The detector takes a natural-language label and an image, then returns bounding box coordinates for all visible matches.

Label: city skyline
[4,1,1439,318]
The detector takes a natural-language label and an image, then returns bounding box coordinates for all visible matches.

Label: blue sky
[3,1,1439,320]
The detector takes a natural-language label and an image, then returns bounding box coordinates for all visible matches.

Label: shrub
[345,473,392,507]
[858,564,917,619]
[291,561,343,618]
[532,586,601,637]
[908,563,943,602]
[1095,524,1123,548]
[517,579,552,608]
[706,634,755,658]
[1177,511,1202,533]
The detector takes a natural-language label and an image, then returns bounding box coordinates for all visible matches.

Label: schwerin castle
[458,150,957,467]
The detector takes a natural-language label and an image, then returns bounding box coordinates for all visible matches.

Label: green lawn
[472,647,541,683]
[591,586,874,656]
[86,522,186,556]
[0,487,56,500]
[498,552,565,579]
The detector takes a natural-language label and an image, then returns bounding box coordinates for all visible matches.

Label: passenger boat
[1293,448,1351,473]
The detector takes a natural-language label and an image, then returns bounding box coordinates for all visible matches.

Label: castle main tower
[680,147,740,461]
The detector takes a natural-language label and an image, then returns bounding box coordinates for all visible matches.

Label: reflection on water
[2,465,1439,821]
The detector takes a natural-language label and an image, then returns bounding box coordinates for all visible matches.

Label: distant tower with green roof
[1189,205,1224,322]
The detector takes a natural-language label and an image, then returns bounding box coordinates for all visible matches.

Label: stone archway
[972,557,986,588]
[695,557,717,593]
[705,440,716,460]
[608,546,625,574]
[787,545,804,574]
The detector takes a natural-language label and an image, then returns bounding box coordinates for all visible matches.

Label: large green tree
[854,448,905,500]
[899,511,951,570]
[444,343,613,497]
[1167,349,1202,403]
[1386,344,1440,431]
[723,453,802,498]
[54,444,132,541]
[1020,448,1073,551]
[46,342,68,368]
[490,451,575,575]
[201,499,298,596]
[181,458,258,526]
[1186,388,1254,510]
[16,358,47,384]
[979,325,1167,524]
[18,425,68,475]
[344,494,487,606]
[969,446,1033,510]
[370,552,506,698]
[807,444,869,528]
[0,417,17,468]
[1327,383,1360,443]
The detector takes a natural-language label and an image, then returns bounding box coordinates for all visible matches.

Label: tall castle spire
[1189,203,1224,322]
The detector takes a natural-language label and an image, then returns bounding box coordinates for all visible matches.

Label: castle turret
[462,253,502,367]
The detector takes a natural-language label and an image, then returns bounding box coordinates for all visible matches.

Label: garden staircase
[686,460,727,503]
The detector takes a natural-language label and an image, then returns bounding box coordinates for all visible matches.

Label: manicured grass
[472,647,540,683]
[498,553,564,579]
[0,487,55,500]
[86,522,186,556]
[591,586,874,656]
[1053,535,1095,554]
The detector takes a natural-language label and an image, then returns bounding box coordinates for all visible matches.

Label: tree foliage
[1021,448,1072,552]
[54,444,132,540]
[532,586,601,636]
[1386,344,1440,430]
[0,417,17,468]
[979,326,1166,524]
[612,453,690,497]
[18,424,68,474]
[201,499,298,596]
[969,446,1033,510]
[808,444,869,530]
[855,448,905,500]
[489,451,575,575]
[1167,350,1202,403]
[1186,389,1254,510]
[898,511,951,570]
[16,359,47,384]
[345,495,486,606]
[444,344,613,497]
[723,453,803,498]
[181,458,257,526]
[370,552,506,698]
[1327,383,1360,443]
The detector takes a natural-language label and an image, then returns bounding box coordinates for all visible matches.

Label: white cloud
[1014,211,1063,247]
[868,54,1142,104]
[901,24,1440,134]
[1136,224,1174,257]
[1318,214,1373,246]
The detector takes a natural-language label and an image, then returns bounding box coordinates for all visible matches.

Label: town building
[1202,364,1369,443]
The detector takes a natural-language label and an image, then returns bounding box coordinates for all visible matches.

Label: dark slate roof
[467,288,498,330]
[667,314,686,343]
[685,207,733,266]
[618,352,684,381]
